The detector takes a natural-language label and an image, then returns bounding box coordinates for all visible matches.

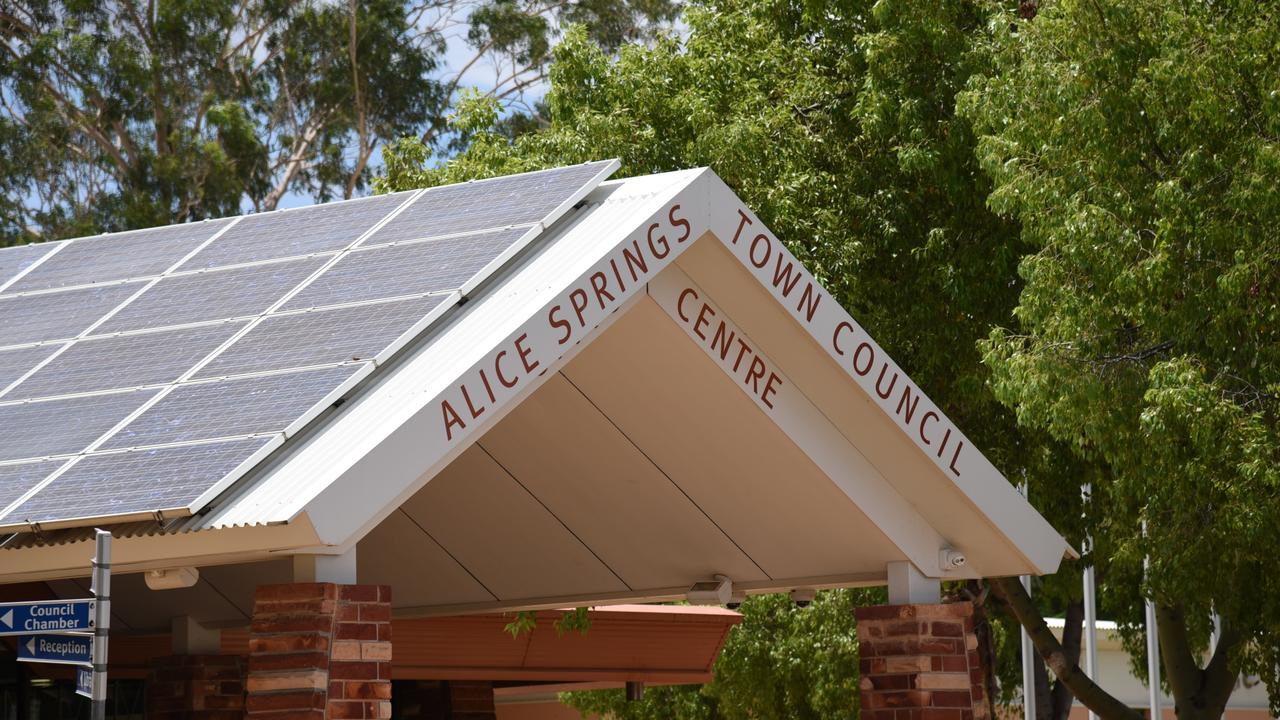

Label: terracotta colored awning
[90,605,739,683]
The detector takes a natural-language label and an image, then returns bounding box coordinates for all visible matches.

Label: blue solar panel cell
[8,220,232,293]
[195,296,448,378]
[0,243,61,287]
[2,437,273,523]
[0,389,158,462]
[361,162,613,246]
[0,460,62,514]
[102,365,362,449]
[0,282,144,346]
[178,191,414,271]
[282,228,526,310]
[10,323,247,400]
[97,256,328,334]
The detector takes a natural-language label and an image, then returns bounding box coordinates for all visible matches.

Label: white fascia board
[209,168,711,542]
[697,174,1072,574]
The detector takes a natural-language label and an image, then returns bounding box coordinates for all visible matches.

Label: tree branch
[991,577,1143,720]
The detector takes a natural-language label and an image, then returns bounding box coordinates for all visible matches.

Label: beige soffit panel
[478,373,770,590]
[562,298,906,579]
[400,444,629,600]
[672,236,1025,576]
[357,509,496,608]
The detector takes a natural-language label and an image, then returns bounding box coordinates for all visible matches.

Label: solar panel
[8,220,232,293]
[2,438,274,525]
[10,323,247,400]
[102,365,363,449]
[0,389,158,462]
[96,256,329,334]
[0,460,61,514]
[177,191,415,271]
[194,296,448,378]
[0,160,619,530]
[281,228,525,310]
[0,282,144,346]
[363,161,613,247]
[0,243,60,287]
[0,345,63,392]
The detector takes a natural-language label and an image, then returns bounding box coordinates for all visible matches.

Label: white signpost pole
[1018,483,1036,720]
[1142,521,1161,720]
[1082,484,1099,720]
[90,529,111,719]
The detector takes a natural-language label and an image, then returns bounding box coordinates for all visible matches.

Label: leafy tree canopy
[962,0,1280,714]
[0,0,678,241]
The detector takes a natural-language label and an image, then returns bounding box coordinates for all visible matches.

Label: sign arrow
[17,633,92,666]
[0,599,94,636]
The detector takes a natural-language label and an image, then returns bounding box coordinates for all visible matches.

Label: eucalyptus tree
[0,0,677,241]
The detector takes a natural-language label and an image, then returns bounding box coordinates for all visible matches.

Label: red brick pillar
[246,583,392,720]
[855,602,989,720]
[146,654,246,720]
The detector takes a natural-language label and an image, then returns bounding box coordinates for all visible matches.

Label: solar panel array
[0,160,618,530]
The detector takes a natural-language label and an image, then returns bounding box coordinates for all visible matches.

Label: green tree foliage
[0,0,678,241]
[961,1,1280,717]
[0,0,441,237]
[561,590,874,720]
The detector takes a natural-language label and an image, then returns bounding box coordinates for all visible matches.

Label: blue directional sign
[0,599,94,635]
[17,633,92,666]
[76,666,93,698]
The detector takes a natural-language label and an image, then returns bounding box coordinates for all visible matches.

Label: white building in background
[1044,618,1275,720]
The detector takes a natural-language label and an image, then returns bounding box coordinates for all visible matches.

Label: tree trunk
[990,577,1143,720]
[1156,604,1241,720]
[1052,601,1085,720]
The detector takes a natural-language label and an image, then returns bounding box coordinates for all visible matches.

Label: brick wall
[146,654,245,720]
[246,583,392,720]
[855,602,989,720]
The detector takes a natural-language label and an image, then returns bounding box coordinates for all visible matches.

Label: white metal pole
[1142,522,1161,720]
[91,529,111,720]
[1082,484,1099,720]
[1019,483,1036,720]
[1021,575,1037,720]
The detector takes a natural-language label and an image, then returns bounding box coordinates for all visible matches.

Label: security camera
[940,548,967,571]
[790,588,816,608]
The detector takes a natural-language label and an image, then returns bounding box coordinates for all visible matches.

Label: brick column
[855,602,989,720]
[246,583,392,720]
[146,654,245,720]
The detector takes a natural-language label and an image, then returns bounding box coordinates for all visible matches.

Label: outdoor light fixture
[687,574,732,605]
[145,567,200,590]
[939,548,967,571]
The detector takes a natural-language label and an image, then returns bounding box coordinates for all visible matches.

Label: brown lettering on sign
[439,202,694,444]
[727,204,965,477]
[671,286,785,410]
